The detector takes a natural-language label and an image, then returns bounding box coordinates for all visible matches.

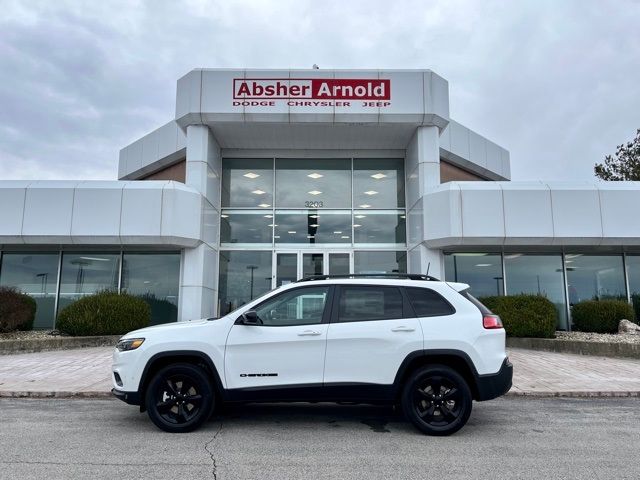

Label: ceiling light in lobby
[371,173,387,179]
[308,190,322,195]
[364,191,378,195]
[359,204,371,208]
[307,173,323,179]
[243,172,260,179]
[251,189,266,195]
[258,203,271,208]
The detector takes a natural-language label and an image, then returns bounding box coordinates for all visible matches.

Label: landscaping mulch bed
[555,331,640,344]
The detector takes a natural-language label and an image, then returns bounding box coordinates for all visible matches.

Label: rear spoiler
[446,281,470,292]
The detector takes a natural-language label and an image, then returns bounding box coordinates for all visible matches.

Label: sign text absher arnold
[233,78,391,108]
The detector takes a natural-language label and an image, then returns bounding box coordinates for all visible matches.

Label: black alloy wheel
[145,363,215,433]
[402,365,472,436]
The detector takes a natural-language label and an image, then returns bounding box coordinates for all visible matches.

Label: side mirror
[239,310,262,325]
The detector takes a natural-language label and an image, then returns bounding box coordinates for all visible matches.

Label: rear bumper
[475,358,513,401]
[111,388,141,406]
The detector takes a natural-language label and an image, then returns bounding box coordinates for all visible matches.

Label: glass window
[219,251,273,315]
[302,253,324,278]
[338,286,403,322]
[353,159,404,208]
[254,286,329,326]
[354,251,407,274]
[504,254,568,330]
[328,253,350,275]
[626,255,640,319]
[444,253,504,298]
[221,210,273,244]
[275,158,351,208]
[274,210,352,244]
[565,254,626,304]
[406,287,455,317]
[353,210,406,244]
[222,158,274,208]
[0,253,59,329]
[275,253,297,287]
[121,253,180,325]
[57,253,120,313]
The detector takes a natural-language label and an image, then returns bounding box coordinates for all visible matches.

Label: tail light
[483,314,503,329]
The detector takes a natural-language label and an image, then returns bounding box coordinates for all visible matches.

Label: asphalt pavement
[1,396,639,480]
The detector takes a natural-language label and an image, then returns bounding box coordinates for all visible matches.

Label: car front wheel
[401,365,472,436]
[145,363,215,433]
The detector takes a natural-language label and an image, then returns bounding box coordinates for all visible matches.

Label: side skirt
[223,383,397,404]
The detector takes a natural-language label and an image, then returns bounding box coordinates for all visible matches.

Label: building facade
[2,68,640,330]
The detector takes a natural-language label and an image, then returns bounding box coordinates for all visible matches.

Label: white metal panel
[501,182,554,245]
[22,181,78,243]
[120,182,163,242]
[200,69,243,123]
[599,183,640,245]
[448,120,470,160]
[71,181,123,244]
[468,130,487,170]
[243,70,290,123]
[0,181,29,243]
[459,183,505,244]
[160,182,202,244]
[379,70,424,123]
[549,182,603,245]
[423,183,463,247]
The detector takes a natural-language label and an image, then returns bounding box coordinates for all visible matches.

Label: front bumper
[111,388,141,406]
[475,357,513,401]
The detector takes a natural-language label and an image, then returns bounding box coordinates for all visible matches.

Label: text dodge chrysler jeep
[112,274,512,436]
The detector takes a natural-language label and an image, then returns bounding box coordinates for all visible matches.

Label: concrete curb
[506,337,640,359]
[2,390,639,400]
[0,391,114,399]
[0,335,120,355]
[505,390,640,398]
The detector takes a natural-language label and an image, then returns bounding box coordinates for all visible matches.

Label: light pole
[246,265,258,299]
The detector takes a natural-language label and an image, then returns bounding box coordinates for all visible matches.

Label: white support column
[405,126,445,278]
[178,125,221,320]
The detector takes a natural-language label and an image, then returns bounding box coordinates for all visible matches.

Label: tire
[401,364,472,436]
[145,363,215,433]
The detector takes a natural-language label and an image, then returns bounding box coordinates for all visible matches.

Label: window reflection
[221,210,273,244]
[121,253,180,325]
[58,253,120,313]
[274,210,352,244]
[565,254,626,304]
[504,254,568,330]
[444,253,504,297]
[354,159,404,208]
[353,210,406,244]
[218,251,273,315]
[275,158,351,208]
[626,255,640,319]
[354,251,407,274]
[222,158,274,208]
[0,253,59,329]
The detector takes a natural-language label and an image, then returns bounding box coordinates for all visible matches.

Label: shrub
[0,287,37,333]
[56,290,150,336]
[479,294,557,338]
[572,300,635,334]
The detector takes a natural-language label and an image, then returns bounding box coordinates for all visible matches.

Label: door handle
[391,326,415,332]
[298,330,322,336]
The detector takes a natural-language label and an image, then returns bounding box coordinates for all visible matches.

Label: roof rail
[296,273,440,283]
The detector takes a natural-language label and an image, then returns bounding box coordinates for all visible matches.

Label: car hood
[121,318,212,339]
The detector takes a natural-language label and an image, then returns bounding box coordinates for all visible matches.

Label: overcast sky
[1,0,639,182]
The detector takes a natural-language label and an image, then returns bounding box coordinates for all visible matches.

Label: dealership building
[2,68,640,330]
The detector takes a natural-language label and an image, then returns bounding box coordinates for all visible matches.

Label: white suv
[112,274,512,436]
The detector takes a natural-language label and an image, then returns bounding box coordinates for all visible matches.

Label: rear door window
[337,286,403,322]
[405,287,455,317]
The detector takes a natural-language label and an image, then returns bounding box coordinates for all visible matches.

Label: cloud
[0,0,639,181]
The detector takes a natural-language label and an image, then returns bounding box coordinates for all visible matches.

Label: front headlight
[116,338,145,352]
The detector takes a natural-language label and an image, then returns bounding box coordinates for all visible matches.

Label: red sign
[233,78,391,100]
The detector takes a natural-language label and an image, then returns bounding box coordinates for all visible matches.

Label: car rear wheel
[145,363,214,433]
[401,365,472,436]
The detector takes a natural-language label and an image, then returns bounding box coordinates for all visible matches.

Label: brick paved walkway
[1,347,639,397]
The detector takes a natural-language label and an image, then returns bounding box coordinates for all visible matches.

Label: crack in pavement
[204,418,224,480]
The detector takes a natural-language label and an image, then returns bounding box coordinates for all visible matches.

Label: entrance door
[273,251,353,287]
